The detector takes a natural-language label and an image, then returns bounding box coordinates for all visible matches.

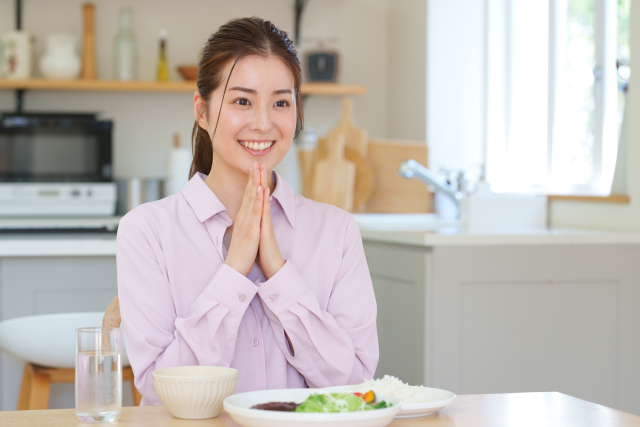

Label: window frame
[486,0,619,196]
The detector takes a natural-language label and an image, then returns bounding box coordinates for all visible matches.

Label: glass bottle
[156,29,170,81]
[113,8,137,81]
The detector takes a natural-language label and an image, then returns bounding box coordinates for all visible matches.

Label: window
[486,0,631,195]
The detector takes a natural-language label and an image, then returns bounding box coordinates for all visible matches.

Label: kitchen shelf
[0,79,367,95]
[548,194,631,204]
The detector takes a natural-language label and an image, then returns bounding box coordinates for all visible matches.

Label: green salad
[293,392,391,413]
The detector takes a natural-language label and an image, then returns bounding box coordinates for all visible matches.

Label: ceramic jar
[0,31,33,79]
[40,33,81,80]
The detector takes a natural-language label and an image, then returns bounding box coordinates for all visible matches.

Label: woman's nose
[250,104,271,133]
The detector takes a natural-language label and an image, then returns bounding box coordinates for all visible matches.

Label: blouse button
[239,294,246,302]
[270,295,277,303]
[252,338,259,346]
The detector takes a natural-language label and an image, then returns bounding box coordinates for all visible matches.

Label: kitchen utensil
[177,65,198,81]
[314,99,371,210]
[317,137,374,212]
[224,388,401,427]
[76,327,122,422]
[152,366,237,419]
[297,127,318,198]
[0,31,32,79]
[321,97,368,157]
[322,384,456,419]
[40,33,81,79]
[81,3,97,79]
[311,133,355,211]
[166,133,192,196]
[366,138,431,213]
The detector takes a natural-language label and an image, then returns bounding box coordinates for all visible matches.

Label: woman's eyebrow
[228,86,292,95]
[229,86,257,94]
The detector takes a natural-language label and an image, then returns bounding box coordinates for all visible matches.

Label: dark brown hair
[189,17,303,179]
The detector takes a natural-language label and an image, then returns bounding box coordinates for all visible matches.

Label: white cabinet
[363,238,640,415]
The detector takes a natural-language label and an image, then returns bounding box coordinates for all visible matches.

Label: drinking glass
[76,327,122,422]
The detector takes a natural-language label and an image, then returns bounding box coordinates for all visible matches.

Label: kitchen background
[1,0,640,418]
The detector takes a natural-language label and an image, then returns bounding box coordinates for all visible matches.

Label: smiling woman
[116,17,379,407]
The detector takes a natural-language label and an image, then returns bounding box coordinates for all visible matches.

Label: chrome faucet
[397,159,463,205]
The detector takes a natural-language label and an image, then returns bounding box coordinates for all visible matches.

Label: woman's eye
[235,98,249,106]
[275,100,289,107]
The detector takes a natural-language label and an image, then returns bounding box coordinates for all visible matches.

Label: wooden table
[2,392,640,426]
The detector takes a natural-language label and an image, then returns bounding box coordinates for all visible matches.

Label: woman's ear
[193,91,209,131]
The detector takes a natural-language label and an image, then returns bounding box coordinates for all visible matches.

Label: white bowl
[224,388,402,427]
[152,366,238,419]
[0,312,130,368]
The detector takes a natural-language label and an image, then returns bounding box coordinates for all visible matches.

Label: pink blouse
[116,171,379,405]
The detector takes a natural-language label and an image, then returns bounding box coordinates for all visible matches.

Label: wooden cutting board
[315,137,374,213]
[323,98,368,157]
[366,138,432,213]
[314,98,374,211]
[311,133,356,211]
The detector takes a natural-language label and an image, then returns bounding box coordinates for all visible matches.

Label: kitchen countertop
[1,392,639,426]
[1,214,640,257]
[0,232,117,257]
[358,226,640,247]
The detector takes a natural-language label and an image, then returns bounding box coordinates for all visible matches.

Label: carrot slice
[363,390,376,404]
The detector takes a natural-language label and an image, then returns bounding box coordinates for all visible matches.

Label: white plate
[322,385,456,418]
[223,388,402,427]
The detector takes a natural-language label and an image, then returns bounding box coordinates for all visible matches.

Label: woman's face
[196,54,297,176]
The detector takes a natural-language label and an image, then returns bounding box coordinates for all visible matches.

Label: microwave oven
[0,112,117,217]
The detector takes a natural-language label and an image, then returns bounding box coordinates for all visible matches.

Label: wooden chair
[17,297,142,410]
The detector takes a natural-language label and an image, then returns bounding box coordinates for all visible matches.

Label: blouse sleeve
[117,215,258,405]
[256,215,379,388]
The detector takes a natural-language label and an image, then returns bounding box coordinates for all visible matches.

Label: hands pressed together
[224,161,285,280]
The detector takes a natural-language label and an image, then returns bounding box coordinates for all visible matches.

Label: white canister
[0,31,32,79]
[40,33,81,80]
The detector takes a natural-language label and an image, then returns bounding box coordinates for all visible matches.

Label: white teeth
[240,141,274,151]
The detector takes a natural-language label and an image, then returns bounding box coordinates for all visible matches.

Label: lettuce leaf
[294,393,372,413]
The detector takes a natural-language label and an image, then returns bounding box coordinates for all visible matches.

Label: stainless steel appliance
[0,112,116,217]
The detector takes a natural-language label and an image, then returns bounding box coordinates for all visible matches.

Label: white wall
[388,0,427,140]
[0,0,393,179]
[548,1,640,231]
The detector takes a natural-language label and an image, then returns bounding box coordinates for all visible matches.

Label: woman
[117,17,378,406]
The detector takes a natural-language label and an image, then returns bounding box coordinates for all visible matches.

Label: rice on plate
[355,376,432,404]
[323,375,456,418]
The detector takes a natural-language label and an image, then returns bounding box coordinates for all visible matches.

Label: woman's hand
[224,162,263,277]
[257,164,285,280]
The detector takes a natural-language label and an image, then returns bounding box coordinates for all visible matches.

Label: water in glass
[76,328,122,422]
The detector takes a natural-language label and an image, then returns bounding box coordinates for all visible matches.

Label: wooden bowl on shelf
[177,65,198,81]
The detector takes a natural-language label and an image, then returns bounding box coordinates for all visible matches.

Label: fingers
[261,185,272,229]
[260,163,268,189]
[238,162,260,224]
[253,184,263,217]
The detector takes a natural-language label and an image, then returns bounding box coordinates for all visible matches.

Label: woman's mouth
[238,140,275,156]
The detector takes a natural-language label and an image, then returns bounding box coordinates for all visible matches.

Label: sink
[353,213,458,231]
[0,312,130,368]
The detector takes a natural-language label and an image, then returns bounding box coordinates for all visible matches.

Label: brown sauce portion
[251,401,299,412]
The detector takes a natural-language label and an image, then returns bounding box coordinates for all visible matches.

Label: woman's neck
[203,157,275,233]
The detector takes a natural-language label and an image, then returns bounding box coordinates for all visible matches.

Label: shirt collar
[181,171,296,228]
[181,172,228,223]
